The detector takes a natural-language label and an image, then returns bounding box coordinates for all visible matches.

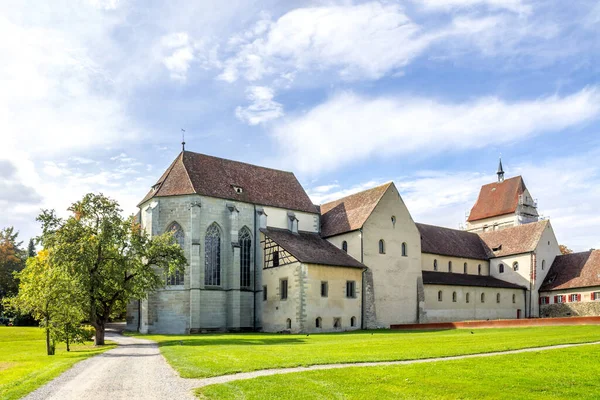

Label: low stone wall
[391,315,600,330]
[540,302,600,318]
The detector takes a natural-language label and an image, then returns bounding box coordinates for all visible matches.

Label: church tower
[465,160,539,233]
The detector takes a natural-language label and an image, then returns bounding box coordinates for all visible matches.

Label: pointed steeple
[497,157,505,183]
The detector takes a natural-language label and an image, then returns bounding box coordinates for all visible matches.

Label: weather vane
[181,128,186,151]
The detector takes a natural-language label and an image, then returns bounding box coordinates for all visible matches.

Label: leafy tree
[27,238,36,258]
[38,193,187,345]
[0,227,26,311]
[559,244,573,255]
[5,250,82,355]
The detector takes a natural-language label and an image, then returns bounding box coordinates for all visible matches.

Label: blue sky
[1,0,599,251]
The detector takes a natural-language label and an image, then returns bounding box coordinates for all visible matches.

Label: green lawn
[141,325,600,378]
[0,327,115,400]
[197,344,600,399]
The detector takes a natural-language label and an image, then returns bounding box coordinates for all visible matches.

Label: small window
[346,281,356,298]
[402,242,407,257]
[542,260,546,270]
[342,241,348,253]
[541,296,550,305]
[464,263,468,274]
[350,316,356,327]
[433,259,438,271]
[478,264,482,275]
[556,295,565,304]
[513,262,519,272]
[391,216,396,226]
[272,250,280,267]
[569,294,579,302]
[379,239,385,254]
[481,293,485,303]
[466,293,470,303]
[438,290,443,302]
[263,285,267,301]
[499,264,505,273]
[316,317,322,328]
[166,269,184,286]
[496,293,501,303]
[321,281,328,297]
[333,317,341,328]
[448,261,453,273]
[452,292,457,302]
[593,292,600,301]
[512,294,516,304]
[286,318,292,329]
[280,279,288,300]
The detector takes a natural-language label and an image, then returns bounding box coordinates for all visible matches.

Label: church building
[126,152,599,333]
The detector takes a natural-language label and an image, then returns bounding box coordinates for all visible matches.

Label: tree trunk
[66,325,70,352]
[94,322,106,346]
[46,326,53,356]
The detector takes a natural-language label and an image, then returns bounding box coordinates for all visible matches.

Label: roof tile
[540,250,600,291]
[478,220,548,257]
[468,176,526,222]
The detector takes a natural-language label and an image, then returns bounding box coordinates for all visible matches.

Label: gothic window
[379,239,385,254]
[342,241,348,253]
[239,228,252,288]
[402,242,408,257]
[434,259,438,271]
[205,223,221,286]
[166,222,184,286]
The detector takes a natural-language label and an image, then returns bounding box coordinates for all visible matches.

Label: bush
[80,325,95,341]
[12,313,38,326]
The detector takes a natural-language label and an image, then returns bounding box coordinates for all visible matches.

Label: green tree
[6,250,82,355]
[27,238,36,258]
[0,227,26,311]
[38,193,187,345]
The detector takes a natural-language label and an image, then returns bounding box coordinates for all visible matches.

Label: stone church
[126,151,600,334]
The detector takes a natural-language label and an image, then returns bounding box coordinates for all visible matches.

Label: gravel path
[23,330,600,398]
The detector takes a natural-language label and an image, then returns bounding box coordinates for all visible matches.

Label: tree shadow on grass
[159,337,309,348]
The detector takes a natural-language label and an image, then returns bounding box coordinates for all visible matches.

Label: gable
[468,176,526,222]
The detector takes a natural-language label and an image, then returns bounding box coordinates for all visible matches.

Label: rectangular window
[321,281,328,297]
[593,292,600,301]
[280,279,288,300]
[540,296,549,305]
[569,294,580,302]
[263,285,267,301]
[556,295,565,304]
[346,281,356,298]
[166,269,184,286]
[272,251,280,267]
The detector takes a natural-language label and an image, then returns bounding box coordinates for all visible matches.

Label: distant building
[125,151,598,334]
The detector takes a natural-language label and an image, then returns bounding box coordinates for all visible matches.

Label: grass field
[141,325,600,378]
[196,343,600,399]
[0,327,115,400]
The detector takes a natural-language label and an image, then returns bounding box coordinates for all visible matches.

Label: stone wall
[540,302,600,318]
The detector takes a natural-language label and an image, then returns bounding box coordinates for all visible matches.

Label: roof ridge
[180,152,197,195]
[185,151,295,174]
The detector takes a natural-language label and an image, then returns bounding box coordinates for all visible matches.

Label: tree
[38,193,187,345]
[0,227,26,310]
[5,250,83,355]
[559,245,573,255]
[27,238,36,258]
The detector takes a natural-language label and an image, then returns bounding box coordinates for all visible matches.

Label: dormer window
[232,185,243,194]
[492,245,502,252]
[152,183,161,192]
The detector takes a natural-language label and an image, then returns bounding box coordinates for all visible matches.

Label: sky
[1,0,599,251]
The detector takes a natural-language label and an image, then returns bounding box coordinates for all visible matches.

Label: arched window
[466,293,470,303]
[496,293,501,303]
[239,228,252,288]
[542,260,546,270]
[481,293,485,303]
[286,318,292,329]
[166,222,185,285]
[205,223,221,286]
[350,316,356,327]
[402,242,407,257]
[438,290,443,302]
[513,262,519,272]
[499,264,505,273]
[512,294,516,304]
[316,317,322,328]
[448,261,453,273]
[452,292,457,302]
[342,241,348,253]
[379,239,385,254]
[433,259,438,271]
[478,264,482,275]
[391,216,396,227]
[464,262,468,274]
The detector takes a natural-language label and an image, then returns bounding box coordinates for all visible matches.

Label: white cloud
[416,0,532,14]
[235,86,284,125]
[160,33,195,81]
[308,180,386,205]
[273,87,600,174]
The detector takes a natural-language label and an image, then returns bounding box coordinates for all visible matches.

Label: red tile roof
[320,182,392,238]
[540,250,600,291]
[478,220,549,257]
[139,151,318,213]
[417,223,490,261]
[467,176,526,222]
[261,227,366,269]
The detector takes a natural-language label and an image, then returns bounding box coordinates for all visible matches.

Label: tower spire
[181,128,186,152]
[497,157,505,183]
